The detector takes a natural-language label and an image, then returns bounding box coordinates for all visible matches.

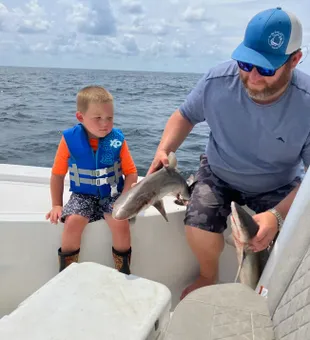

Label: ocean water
[0,66,210,177]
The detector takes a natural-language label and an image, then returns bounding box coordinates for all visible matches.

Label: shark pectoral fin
[226,233,236,248]
[186,174,196,187]
[129,216,136,224]
[153,199,169,222]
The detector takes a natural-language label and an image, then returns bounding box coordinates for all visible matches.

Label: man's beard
[241,65,292,101]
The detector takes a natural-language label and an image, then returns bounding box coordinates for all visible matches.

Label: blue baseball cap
[232,7,302,70]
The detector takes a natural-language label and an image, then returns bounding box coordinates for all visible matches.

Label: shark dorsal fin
[167,152,177,169]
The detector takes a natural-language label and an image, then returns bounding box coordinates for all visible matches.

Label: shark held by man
[112,152,193,222]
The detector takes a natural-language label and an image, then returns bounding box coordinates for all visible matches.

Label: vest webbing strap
[69,161,122,187]
[69,175,117,186]
[69,161,120,177]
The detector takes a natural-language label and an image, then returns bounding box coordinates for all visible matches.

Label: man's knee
[185,225,225,256]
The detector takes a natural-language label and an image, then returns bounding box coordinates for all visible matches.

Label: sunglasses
[237,61,277,77]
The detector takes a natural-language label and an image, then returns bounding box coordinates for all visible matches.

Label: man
[147,7,310,300]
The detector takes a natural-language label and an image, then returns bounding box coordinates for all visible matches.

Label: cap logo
[268,31,285,49]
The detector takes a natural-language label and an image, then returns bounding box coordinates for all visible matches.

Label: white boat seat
[163,245,310,340]
[162,283,274,340]
[163,170,310,340]
[0,263,172,340]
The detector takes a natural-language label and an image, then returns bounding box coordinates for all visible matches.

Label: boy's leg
[58,193,95,272]
[61,214,89,252]
[99,196,132,275]
[58,246,80,272]
[104,214,131,275]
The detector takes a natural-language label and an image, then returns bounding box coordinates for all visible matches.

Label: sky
[0,0,310,73]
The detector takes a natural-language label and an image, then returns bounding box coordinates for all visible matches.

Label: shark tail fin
[234,250,246,283]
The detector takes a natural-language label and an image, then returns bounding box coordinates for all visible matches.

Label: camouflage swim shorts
[184,154,301,233]
[61,192,120,223]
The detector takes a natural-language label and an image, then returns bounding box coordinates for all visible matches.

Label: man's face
[239,51,302,101]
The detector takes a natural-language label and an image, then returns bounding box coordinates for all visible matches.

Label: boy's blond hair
[77,85,113,113]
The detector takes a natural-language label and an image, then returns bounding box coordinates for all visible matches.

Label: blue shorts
[61,193,120,223]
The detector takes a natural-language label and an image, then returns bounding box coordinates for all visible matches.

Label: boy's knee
[63,214,88,232]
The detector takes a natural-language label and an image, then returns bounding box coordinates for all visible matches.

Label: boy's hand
[46,205,63,224]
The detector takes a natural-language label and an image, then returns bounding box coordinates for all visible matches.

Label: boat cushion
[162,283,274,340]
[272,246,310,339]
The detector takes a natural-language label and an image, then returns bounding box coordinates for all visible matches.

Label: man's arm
[250,166,308,252]
[147,74,207,175]
[147,110,194,174]
[156,109,194,154]
[275,166,308,220]
[250,184,300,252]
[274,183,300,220]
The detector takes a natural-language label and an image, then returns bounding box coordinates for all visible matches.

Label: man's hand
[249,211,279,252]
[146,150,170,175]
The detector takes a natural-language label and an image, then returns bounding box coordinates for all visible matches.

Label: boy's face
[76,102,114,138]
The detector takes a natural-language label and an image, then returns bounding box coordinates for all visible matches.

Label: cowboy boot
[112,247,131,275]
[58,247,80,272]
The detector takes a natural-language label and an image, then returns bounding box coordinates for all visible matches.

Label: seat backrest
[272,246,310,339]
[265,169,310,338]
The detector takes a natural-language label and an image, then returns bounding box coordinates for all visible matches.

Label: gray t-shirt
[179,60,310,194]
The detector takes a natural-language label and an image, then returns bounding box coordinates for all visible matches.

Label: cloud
[121,34,140,55]
[65,0,116,35]
[16,0,52,33]
[103,34,140,56]
[124,17,171,36]
[172,40,190,58]
[0,3,9,31]
[1,0,310,73]
[30,33,81,54]
[0,0,52,34]
[145,40,167,57]
[120,0,144,15]
[182,6,208,23]
[16,0,52,34]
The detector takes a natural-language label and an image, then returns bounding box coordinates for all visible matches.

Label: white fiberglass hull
[0,164,239,318]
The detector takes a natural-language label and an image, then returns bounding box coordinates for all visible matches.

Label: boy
[46,85,138,275]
